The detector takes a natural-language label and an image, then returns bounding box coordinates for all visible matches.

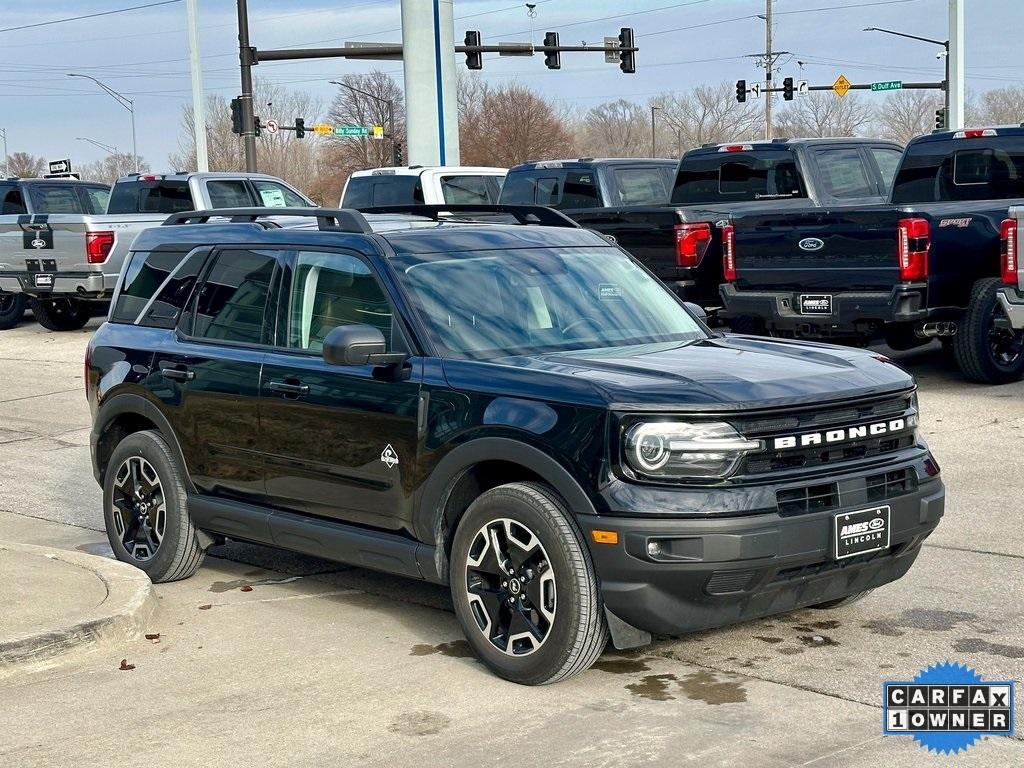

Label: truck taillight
[722,224,737,282]
[1002,218,1018,286]
[674,222,712,268]
[897,218,929,282]
[86,231,115,264]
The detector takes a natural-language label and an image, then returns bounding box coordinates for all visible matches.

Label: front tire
[29,296,91,331]
[812,589,874,609]
[953,278,1024,384]
[0,292,26,330]
[103,430,205,583]
[450,482,608,685]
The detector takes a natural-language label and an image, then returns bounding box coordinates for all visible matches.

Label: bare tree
[580,99,648,157]
[974,86,1024,125]
[774,92,875,138]
[875,90,943,144]
[80,153,150,184]
[169,93,243,172]
[326,71,405,169]
[655,82,762,154]
[6,152,45,178]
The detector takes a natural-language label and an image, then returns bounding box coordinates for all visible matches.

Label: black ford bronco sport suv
[87,205,945,684]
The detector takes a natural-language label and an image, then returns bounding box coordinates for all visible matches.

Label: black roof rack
[359,204,580,229]
[162,207,373,233]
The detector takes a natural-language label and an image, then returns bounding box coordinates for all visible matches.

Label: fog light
[647,540,663,557]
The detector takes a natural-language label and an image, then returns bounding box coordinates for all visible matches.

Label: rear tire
[0,292,26,330]
[953,278,1024,384]
[103,430,205,583]
[29,296,91,331]
[449,482,608,685]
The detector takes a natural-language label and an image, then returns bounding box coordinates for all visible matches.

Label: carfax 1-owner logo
[883,661,1015,754]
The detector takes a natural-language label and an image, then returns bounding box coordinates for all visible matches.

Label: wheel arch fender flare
[93,393,195,493]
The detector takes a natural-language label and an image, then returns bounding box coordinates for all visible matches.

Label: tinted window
[252,180,308,208]
[440,175,499,204]
[892,136,1024,203]
[342,175,424,207]
[192,250,277,343]
[560,171,601,208]
[0,184,27,215]
[107,180,193,214]
[815,149,876,199]
[612,167,671,205]
[27,185,86,213]
[499,170,601,209]
[206,180,253,208]
[869,147,902,191]
[81,185,111,214]
[110,248,208,327]
[673,150,807,203]
[284,251,393,353]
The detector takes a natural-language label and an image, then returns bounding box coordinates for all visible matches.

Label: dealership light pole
[186,0,209,172]
[75,137,118,156]
[0,128,8,177]
[67,73,139,172]
[863,26,951,116]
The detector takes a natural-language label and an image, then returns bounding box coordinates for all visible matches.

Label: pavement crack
[924,542,1024,561]
[0,388,81,405]
[0,508,102,534]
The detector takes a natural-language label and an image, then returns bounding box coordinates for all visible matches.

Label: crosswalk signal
[736,79,747,103]
[464,30,483,70]
[782,77,794,101]
[935,107,947,130]
[618,27,635,74]
[230,98,243,135]
[295,118,305,139]
[544,32,561,70]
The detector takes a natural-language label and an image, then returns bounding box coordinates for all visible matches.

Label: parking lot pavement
[1,318,1022,766]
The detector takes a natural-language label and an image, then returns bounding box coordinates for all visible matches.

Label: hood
[441,335,914,412]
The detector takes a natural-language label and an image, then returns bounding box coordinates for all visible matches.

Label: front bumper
[0,271,112,299]
[997,286,1024,330]
[580,473,944,636]
[719,282,931,338]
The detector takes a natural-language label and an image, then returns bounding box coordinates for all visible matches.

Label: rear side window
[107,181,193,214]
[440,175,499,204]
[110,248,208,328]
[206,180,253,208]
[672,150,807,203]
[0,184,27,215]
[498,170,601,209]
[342,175,424,207]
[252,180,307,208]
[892,136,1024,203]
[814,149,876,199]
[612,167,671,205]
[191,249,277,344]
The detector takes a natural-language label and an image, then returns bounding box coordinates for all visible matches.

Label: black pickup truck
[499,141,903,309]
[720,127,1024,384]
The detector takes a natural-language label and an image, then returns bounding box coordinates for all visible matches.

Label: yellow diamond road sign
[833,74,852,98]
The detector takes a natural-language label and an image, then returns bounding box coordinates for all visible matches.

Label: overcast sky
[2,0,1018,170]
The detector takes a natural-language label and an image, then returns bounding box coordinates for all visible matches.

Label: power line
[0,0,182,35]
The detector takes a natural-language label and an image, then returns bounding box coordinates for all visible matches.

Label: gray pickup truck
[0,171,312,330]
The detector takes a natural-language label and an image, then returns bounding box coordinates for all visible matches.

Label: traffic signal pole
[237,0,257,171]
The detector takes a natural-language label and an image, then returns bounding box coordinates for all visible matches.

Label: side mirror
[684,301,708,322]
[322,324,406,367]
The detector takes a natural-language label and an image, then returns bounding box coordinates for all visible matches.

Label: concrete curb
[0,541,156,672]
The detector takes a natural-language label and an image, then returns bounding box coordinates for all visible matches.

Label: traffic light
[543,31,561,70]
[230,98,243,135]
[618,27,635,74]
[736,80,747,103]
[393,142,403,166]
[464,30,482,70]
[782,77,794,101]
[254,116,262,138]
[935,107,947,130]
[295,117,305,139]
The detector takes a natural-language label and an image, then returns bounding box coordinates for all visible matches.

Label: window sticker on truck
[598,283,622,300]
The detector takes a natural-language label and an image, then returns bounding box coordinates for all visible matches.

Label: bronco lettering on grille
[772,418,908,450]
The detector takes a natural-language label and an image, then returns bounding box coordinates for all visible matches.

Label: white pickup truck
[0,171,312,330]
[339,166,506,208]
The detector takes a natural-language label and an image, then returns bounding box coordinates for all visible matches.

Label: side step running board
[188,495,444,584]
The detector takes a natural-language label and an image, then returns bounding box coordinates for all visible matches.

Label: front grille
[777,482,838,516]
[705,570,757,595]
[865,468,918,502]
[744,434,917,474]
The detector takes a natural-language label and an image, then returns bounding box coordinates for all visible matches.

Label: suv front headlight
[623,421,762,480]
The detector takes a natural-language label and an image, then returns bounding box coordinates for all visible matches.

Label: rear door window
[79,185,111,214]
[206,179,255,208]
[673,150,807,203]
[252,179,308,208]
[813,148,878,199]
[559,171,601,208]
[612,166,671,205]
[868,147,903,191]
[190,249,278,344]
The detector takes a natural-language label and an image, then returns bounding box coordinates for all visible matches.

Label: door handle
[160,366,195,382]
[267,380,309,397]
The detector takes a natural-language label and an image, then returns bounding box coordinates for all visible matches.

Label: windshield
[389,246,707,360]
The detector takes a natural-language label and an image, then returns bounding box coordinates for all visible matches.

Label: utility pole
[186,0,209,172]
[764,0,773,140]
[0,128,7,177]
[237,0,257,172]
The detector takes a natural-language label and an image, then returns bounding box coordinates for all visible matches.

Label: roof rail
[359,204,581,229]
[161,207,373,233]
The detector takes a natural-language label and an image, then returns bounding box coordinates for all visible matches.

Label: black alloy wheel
[110,455,167,562]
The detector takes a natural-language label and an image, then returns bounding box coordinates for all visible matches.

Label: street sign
[604,36,618,64]
[832,74,852,98]
[333,125,370,136]
[749,82,762,99]
[312,123,334,136]
[265,119,280,134]
[797,80,809,98]
[870,80,903,92]
[371,125,385,140]
[48,158,72,175]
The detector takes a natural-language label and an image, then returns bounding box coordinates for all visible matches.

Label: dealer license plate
[834,505,890,560]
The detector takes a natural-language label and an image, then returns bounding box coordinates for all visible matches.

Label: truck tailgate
[731,206,904,292]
